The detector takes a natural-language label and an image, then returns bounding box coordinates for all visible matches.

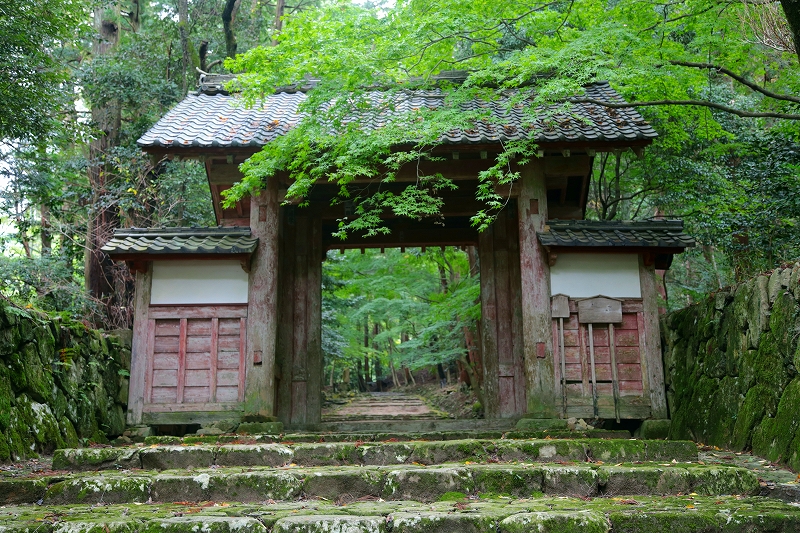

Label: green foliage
[323,247,478,383]
[225,0,800,293]
[0,0,87,141]
[226,0,799,239]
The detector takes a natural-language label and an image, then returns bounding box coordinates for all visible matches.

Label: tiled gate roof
[138,82,658,150]
[102,227,258,256]
[538,220,695,248]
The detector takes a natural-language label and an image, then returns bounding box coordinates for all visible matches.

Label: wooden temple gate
[107,79,691,428]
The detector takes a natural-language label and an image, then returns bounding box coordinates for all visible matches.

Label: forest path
[322,391,445,421]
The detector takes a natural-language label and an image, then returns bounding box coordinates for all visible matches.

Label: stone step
[322,413,446,421]
[148,428,633,444]
[54,438,697,471]
[288,418,521,433]
[1,496,799,532]
[6,462,758,506]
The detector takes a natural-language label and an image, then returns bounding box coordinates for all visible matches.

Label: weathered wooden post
[244,178,280,421]
[517,161,557,418]
[126,265,152,426]
[639,257,669,419]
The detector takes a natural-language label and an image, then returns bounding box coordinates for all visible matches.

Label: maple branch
[669,60,800,103]
[569,98,800,120]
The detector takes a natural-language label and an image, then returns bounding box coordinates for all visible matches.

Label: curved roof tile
[138,82,658,150]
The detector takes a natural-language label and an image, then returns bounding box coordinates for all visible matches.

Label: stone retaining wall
[0,298,130,460]
[664,265,800,471]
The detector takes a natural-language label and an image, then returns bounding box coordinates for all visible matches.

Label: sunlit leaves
[226,0,799,242]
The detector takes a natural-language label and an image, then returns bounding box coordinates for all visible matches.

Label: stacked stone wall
[0,298,130,461]
[664,265,800,471]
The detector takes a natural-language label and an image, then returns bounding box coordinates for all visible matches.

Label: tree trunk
[372,323,382,391]
[40,204,51,255]
[85,10,121,303]
[128,0,141,32]
[178,0,190,94]
[272,0,286,45]
[363,320,370,385]
[780,0,800,63]
[199,40,209,71]
[222,0,241,58]
[356,359,366,392]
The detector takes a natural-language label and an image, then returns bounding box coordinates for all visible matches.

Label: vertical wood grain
[176,318,187,403]
[636,311,651,398]
[517,160,556,417]
[507,206,527,415]
[238,317,246,402]
[290,214,309,425]
[244,178,280,420]
[608,323,620,422]
[478,224,499,418]
[276,208,294,423]
[127,265,152,425]
[306,213,323,424]
[639,257,668,418]
[144,318,156,405]
[579,322,589,396]
[209,317,219,402]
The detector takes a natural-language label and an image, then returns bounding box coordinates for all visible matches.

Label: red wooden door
[553,299,650,419]
[144,305,247,413]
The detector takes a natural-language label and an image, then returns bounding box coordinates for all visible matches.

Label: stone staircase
[1,429,799,532]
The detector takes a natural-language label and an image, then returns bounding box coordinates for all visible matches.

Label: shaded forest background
[2,0,800,390]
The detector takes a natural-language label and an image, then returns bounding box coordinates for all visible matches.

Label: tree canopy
[225,0,800,235]
[1,0,800,331]
[0,0,85,141]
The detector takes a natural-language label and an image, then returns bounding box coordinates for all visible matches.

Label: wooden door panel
[145,306,246,410]
[554,300,648,418]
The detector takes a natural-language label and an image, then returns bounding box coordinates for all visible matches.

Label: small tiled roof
[102,227,258,256]
[138,82,657,150]
[538,220,695,249]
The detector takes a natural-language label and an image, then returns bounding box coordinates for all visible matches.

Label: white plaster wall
[150,260,249,304]
[550,253,641,298]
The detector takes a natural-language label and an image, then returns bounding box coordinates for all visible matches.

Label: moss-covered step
[53,438,698,471]
[1,496,799,532]
[141,428,633,446]
[30,462,759,505]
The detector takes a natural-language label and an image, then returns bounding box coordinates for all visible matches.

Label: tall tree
[84,6,122,300]
[0,0,85,142]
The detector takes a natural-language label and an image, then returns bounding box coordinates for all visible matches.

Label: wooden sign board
[578,296,623,324]
[551,294,570,318]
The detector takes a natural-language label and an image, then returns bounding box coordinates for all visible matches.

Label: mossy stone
[20,341,54,404]
[731,384,773,450]
[0,433,11,461]
[769,291,799,360]
[500,510,609,533]
[752,378,800,464]
[0,363,13,431]
[515,418,568,431]
[635,419,671,440]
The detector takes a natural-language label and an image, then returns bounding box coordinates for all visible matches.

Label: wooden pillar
[479,205,526,418]
[290,214,309,424]
[479,223,500,418]
[517,161,557,418]
[276,206,294,423]
[507,204,526,414]
[244,179,280,420]
[306,213,323,424]
[639,257,668,418]
[126,264,152,425]
[276,209,323,427]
